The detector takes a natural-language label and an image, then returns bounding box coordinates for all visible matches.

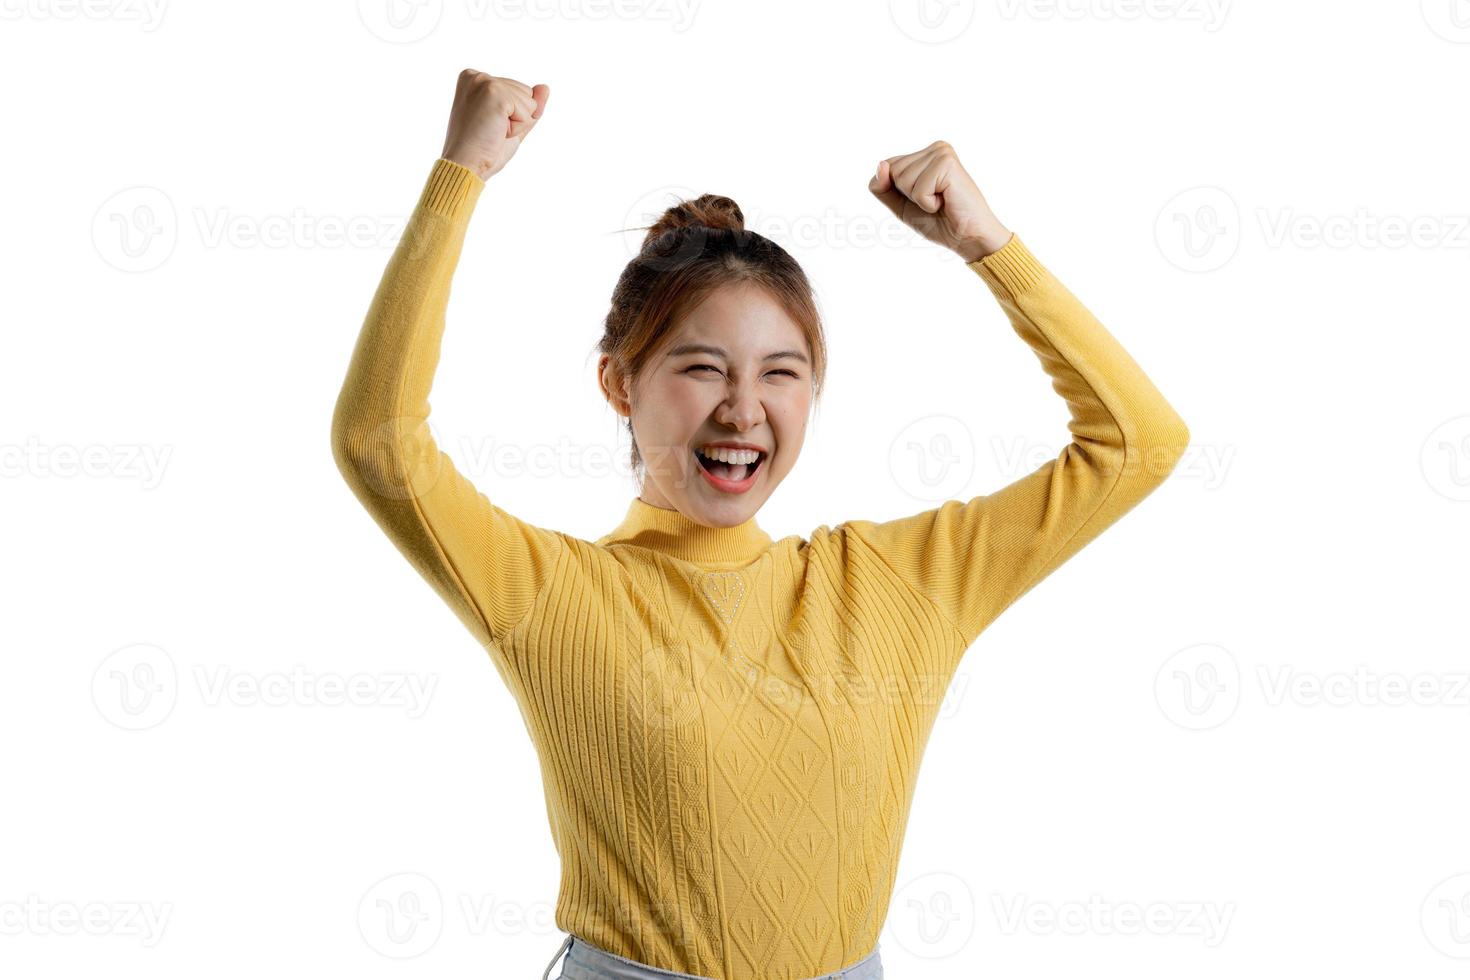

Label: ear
[598,355,632,417]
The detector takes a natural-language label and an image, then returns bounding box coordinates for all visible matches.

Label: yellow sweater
[331,158,1189,980]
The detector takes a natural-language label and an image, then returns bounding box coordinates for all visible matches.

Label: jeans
[541,933,884,980]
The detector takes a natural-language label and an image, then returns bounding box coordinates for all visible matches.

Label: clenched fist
[441,69,549,182]
[868,140,1012,262]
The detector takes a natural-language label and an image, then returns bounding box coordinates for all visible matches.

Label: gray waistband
[545,933,882,980]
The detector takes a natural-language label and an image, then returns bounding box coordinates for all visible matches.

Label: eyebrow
[664,342,810,365]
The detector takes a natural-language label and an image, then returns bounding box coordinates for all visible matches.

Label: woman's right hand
[440,69,549,182]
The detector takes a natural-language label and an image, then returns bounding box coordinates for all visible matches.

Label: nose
[714,381,766,431]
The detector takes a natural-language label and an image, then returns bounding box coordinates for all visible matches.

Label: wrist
[955,226,1013,263]
[441,145,491,182]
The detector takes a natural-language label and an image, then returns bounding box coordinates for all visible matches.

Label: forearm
[968,235,1189,471]
[331,157,485,460]
[846,235,1188,650]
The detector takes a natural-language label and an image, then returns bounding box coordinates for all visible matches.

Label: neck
[597,496,774,565]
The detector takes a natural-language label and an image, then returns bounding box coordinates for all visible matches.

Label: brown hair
[594,193,828,477]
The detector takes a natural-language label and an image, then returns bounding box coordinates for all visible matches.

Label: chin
[688,488,764,524]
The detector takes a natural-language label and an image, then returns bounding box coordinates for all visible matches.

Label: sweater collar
[597,496,774,565]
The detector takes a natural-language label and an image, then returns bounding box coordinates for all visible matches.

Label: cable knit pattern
[330,158,1189,980]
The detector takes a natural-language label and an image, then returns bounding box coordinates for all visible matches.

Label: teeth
[696,446,763,464]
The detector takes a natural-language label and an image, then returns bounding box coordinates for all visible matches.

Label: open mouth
[693,447,767,484]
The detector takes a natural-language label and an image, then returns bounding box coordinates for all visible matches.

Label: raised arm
[842,141,1189,649]
[330,70,562,652]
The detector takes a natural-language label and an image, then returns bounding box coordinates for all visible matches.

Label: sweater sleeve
[330,157,566,652]
[842,233,1189,650]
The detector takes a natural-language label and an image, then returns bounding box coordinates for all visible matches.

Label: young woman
[331,69,1189,980]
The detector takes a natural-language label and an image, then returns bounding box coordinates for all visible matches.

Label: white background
[4,0,1469,977]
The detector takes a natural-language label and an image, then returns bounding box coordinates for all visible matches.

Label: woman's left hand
[869,140,1012,262]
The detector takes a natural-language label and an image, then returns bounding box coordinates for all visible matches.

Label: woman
[331,69,1189,980]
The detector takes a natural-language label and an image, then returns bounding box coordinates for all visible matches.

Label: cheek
[633,379,708,437]
[774,387,812,424]
[770,393,811,451]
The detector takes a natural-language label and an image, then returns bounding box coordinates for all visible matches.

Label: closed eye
[686,364,800,379]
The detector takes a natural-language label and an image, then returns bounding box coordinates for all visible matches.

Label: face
[599,280,814,528]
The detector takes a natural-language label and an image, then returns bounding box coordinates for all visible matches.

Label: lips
[693,447,766,493]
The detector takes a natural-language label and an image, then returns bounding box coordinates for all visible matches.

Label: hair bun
[642,193,744,249]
